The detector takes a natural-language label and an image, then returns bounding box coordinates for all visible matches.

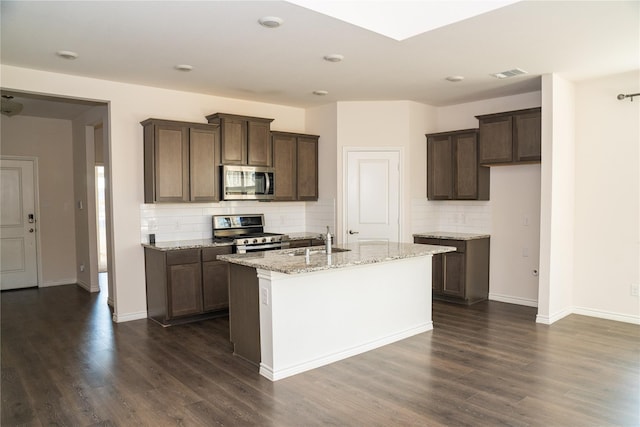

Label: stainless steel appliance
[221,165,275,200]
[212,214,288,253]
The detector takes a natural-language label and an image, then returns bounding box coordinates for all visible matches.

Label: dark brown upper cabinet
[272,131,319,201]
[476,107,541,165]
[206,113,274,166]
[426,129,489,200]
[142,119,220,203]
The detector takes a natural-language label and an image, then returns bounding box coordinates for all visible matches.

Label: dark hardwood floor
[2,284,638,426]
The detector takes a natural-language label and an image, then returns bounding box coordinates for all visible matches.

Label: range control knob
[243,239,249,245]
[252,239,258,244]
[261,238,267,243]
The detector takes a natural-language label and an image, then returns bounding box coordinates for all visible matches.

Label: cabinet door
[220,118,247,165]
[432,253,444,293]
[514,110,541,162]
[202,261,229,311]
[427,135,453,199]
[154,125,189,202]
[297,136,318,200]
[272,133,297,200]
[453,133,478,199]
[479,115,513,164]
[189,127,219,202]
[288,239,312,248]
[247,120,272,166]
[167,263,203,318]
[443,252,465,298]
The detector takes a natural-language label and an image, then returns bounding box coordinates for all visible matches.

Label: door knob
[29,228,34,233]
[348,230,359,235]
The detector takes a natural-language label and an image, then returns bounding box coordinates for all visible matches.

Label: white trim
[260,322,432,381]
[341,147,404,244]
[75,279,100,293]
[572,306,640,325]
[40,278,77,288]
[489,293,538,307]
[536,307,572,325]
[112,310,147,323]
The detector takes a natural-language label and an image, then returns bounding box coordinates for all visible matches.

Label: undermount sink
[289,247,351,256]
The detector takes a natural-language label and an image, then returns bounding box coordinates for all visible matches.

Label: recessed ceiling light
[56,50,78,60]
[258,16,284,28]
[323,54,344,63]
[313,90,329,96]
[175,64,193,72]
[445,75,464,82]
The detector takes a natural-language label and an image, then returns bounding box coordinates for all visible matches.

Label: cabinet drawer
[166,249,201,265]
[414,238,466,253]
[202,246,233,262]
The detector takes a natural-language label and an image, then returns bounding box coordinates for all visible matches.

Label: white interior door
[345,150,400,244]
[1,158,38,289]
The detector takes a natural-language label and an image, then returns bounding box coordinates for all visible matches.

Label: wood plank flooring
[2,284,638,426]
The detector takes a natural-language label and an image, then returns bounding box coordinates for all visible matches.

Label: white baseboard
[536,307,572,325]
[489,293,538,307]
[572,306,640,325]
[75,279,100,293]
[112,310,147,323]
[40,278,77,288]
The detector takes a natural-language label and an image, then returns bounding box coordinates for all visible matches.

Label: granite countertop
[142,239,234,251]
[284,232,324,241]
[413,231,490,240]
[218,241,456,275]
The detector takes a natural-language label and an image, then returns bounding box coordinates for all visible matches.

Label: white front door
[1,158,38,290]
[345,150,400,244]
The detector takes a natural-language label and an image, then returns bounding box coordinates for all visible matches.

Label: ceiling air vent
[490,68,528,79]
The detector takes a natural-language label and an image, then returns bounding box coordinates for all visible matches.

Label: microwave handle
[265,172,271,195]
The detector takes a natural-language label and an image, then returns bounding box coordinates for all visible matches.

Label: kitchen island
[219,241,455,381]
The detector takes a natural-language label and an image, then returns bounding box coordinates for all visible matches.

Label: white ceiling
[1,0,638,118]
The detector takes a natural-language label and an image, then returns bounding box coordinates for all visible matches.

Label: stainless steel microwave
[221,165,275,200]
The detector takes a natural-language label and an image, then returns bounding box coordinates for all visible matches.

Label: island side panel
[228,263,261,366]
[258,255,432,381]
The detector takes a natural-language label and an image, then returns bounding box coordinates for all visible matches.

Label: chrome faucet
[325,226,332,255]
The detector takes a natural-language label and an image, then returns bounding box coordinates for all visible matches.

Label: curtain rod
[617,93,640,101]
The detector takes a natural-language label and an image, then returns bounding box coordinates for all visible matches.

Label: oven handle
[237,243,286,253]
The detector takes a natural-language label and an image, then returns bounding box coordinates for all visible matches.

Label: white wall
[572,70,640,323]
[538,74,576,324]
[0,115,77,286]
[335,101,435,243]
[1,64,307,322]
[428,92,542,305]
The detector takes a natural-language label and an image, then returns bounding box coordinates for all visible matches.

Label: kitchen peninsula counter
[221,241,455,381]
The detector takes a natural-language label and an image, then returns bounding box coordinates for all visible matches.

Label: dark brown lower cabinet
[144,245,232,325]
[414,236,490,305]
[228,264,261,366]
[287,238,325,248]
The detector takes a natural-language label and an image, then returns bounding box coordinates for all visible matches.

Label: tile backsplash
[140,198,336,243]
[411,198,492,235]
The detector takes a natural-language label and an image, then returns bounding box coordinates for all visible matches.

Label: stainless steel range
[212,214,289,253]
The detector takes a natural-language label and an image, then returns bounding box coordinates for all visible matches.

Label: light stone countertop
[142,239,234,251]
[218,241,456,275]
[413,231,490,241]
[284,232,324,241]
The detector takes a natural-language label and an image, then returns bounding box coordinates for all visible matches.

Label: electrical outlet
[261,287,269,305]
[522,247,529,257]
[80,264,85,272]
[631,283,639,297]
